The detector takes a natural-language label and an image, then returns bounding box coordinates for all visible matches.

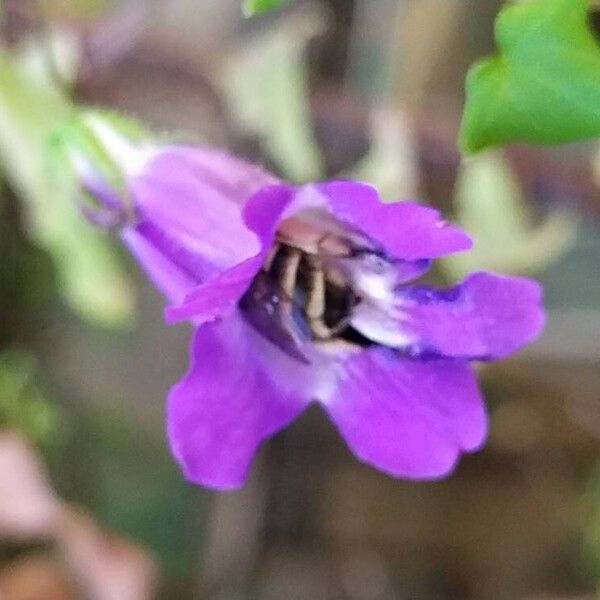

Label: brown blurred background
[1,1,600,598]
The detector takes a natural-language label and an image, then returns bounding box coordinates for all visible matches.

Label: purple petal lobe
[395,272,546,360]
[393,259,432,284]
[128,146,276,302]
[314,181,473,259]
[165,185,296,323]
[121,225,202,303]
[242,183,297,236]
[167,314,308,490]
[164,256,266,324]
[324,350,487,479]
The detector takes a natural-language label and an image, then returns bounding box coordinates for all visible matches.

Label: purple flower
[86,145,545,490]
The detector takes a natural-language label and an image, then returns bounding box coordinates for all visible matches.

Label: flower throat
[239,226,375,362]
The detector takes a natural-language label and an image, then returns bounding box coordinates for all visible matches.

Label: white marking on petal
[350,302,414,349]
[355,271,394,304]
[346,254,399,308]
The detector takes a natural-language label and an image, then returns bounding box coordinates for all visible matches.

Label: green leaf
[0,40,134,328]
[442,151,577,278]
[243,0,290,17]
[0,351,66,449]
[460,0,600,154]
[220,9,324,182]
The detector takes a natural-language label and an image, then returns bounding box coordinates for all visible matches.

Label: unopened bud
[49,109,153,228]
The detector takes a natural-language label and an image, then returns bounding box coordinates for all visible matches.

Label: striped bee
[239,211,378,362]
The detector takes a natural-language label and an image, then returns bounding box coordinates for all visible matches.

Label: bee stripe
[280,248,303,300]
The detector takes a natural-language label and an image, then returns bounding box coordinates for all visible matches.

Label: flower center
[239,217,385,362]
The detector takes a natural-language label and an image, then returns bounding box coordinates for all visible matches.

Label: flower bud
[49,109,153,228]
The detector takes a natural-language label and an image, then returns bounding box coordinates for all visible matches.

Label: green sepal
[48,109,150,202]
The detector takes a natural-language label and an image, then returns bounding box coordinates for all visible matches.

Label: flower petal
[164,185,296,323]
[128,146,276,302]
[167,313,309,490]
[393,259,432,284]
[313,181,473,259]
[323,351,487,479]
[361,272,545,360]
[121,223,211,303]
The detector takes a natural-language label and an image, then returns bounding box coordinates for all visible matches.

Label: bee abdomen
[240,241,367,361]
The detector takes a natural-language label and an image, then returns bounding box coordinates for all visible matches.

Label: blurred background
[0,0,599,598]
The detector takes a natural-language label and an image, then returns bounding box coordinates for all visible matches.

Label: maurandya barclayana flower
[83,144,545,491]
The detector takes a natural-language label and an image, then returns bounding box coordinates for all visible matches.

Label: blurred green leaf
[460,0,600,154]
[583,462,600,586]
[442,151,577,278]
[0,351,65,449]
[18,26,81,91]
[220,8,324,182]
[44,0,116,18]
[345,107,420,202]
[0,39,134,327]
[243,0,290,17]
[68,404,200,579]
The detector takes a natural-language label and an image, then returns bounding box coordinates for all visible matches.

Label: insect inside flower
[240,215,380,361]
[68,120,545,491]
